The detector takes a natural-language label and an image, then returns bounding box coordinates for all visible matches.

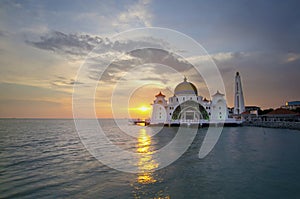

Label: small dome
[174,77,198,95]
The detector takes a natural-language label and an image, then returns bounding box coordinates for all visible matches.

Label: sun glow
[128,105,151,119]
[138,106,150,112]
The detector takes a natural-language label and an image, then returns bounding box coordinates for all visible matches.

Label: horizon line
[0,117,133,120]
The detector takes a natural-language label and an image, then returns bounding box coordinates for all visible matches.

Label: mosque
[150,73,244,126]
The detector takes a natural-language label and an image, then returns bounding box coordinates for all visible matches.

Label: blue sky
[0,0,299,118]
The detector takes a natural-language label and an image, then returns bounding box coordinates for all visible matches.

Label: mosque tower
[234,72,245,114]
[151,92,168,124]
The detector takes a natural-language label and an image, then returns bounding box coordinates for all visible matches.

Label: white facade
[150,92,168,124]
[234,72,245,114]
[150,77,228,125]
[210,91,227,121]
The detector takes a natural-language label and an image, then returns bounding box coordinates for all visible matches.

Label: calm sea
[1,119,300,199]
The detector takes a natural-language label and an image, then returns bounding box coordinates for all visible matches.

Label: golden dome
[174,77,198,95]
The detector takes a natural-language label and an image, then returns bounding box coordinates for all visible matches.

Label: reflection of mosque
[150,77,229,126]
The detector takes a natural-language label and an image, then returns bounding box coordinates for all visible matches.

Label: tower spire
[234,72,245,114]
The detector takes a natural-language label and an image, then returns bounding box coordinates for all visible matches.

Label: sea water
[1,119,300,198]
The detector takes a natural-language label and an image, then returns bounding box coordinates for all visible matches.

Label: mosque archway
[171,100,209,121]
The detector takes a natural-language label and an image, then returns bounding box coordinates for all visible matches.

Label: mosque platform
[149,119,243,127]
[129,118,150,126]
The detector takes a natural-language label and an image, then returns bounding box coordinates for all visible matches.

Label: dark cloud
[25,31,171,60]
[129,48,193,72]
[92,48,198,85]
[24,31,226,90]
[51,76,84,87]
[26,31,104,57]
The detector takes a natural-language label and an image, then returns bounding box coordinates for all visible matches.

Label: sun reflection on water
[132,128,170,198]
[136,128,158,184]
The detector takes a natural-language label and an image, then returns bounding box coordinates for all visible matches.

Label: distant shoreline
[244,121,300,131]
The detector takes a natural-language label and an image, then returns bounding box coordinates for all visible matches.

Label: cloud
[24,28,300,108]
[25,30,169,60]
[25,31,104,58]
[113,0,153,30]
[26,30,192,86]
[285,53,300,63]
[90,48,196,85]
[26,29,299,109]
[51,76,84,87]
[26,30,195,84]
[28,31,209,94]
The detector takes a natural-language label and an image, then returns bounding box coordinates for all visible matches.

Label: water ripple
[1,119,300,198]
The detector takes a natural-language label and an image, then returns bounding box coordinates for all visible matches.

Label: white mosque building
[150,77,233,126]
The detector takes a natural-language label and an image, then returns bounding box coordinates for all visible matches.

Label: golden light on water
[133,128,170,198]
[136,128,158,184]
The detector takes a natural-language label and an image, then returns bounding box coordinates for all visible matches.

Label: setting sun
[128,105,151,119]
[138,106,150,112]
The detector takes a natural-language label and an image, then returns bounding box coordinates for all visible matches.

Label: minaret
[150,92,167,124]
[234,72,245,114]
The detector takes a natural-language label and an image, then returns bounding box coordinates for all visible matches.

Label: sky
[0,0,299,118]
